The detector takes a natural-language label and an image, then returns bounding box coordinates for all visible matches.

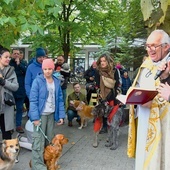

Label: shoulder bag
[101,76,116,89]
[3,67,15,106]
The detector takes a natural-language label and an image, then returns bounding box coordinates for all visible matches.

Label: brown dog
[72,100,94,129]
[0,138,20,170]
[44,134,68,170]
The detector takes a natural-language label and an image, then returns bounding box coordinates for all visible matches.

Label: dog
[71,100,94,129]
[44,134,68,170]
[92,101,113,147]
[0,138,20,170]
[105,107,123,150]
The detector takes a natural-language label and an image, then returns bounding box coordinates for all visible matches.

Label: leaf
[4,0,11,5]
[9,17,16,26]
[30,25,38,33]
[38,27,44,35]
[21,23,29,31]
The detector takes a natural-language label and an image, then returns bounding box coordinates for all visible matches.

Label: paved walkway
[12,117,135,170]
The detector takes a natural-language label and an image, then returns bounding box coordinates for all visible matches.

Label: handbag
[4,92,15,106]
[101,76,115,89]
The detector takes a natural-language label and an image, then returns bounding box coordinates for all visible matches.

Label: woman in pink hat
[29,58,65,169]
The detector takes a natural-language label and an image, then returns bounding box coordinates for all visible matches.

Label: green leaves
[3,0,11,5]
[0,0,148,67]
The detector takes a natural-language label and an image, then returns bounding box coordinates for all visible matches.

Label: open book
[116,87,158,105]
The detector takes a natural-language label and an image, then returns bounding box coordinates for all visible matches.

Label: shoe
[16,133,22,141]
[76,119,81,125]
[15,157,19,163]
[99,128,107,134]
[68,121,73,127]
[22,111,27,118]
[16,126,24,133]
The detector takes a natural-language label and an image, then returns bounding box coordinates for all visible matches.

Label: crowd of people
[0,29,170,170]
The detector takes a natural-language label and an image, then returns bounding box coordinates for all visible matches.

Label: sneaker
[68,121,73,127]
[22,111,27,118]
[15,157,19,163]
[16,126,24,133]
[16,133,22,141]
[99,127,107,134]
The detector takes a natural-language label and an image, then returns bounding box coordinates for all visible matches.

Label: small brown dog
[0,138,20,170]
[72,100,94,129]
[44,134,68,170]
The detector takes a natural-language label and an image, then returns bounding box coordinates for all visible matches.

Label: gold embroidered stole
[127,57,161,158]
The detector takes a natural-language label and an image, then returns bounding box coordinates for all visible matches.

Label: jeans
[62,89,67,108]
[15,97,25,127]
[67,110,80,122]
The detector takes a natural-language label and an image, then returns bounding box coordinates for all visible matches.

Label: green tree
[22,0,124,61]
[0,0,61,48]
[0,0,147,66]
[96,0,147,68]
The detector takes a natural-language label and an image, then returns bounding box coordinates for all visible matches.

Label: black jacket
[9,59,27,98]
[84,66,96,84]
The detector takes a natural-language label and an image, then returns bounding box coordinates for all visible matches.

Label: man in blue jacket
[25,47,46,99]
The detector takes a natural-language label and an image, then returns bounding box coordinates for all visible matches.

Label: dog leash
[36,124,52,145]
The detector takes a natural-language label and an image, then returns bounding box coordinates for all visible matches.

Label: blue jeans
[67,110,80,122]
[62,89,67,108]
[15,97,25,127]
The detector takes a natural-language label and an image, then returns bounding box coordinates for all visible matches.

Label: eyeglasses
[145,43,167,51]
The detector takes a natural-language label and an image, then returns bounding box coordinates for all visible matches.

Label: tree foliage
[96,0,147,68]
[0,0,61,48]
[0,0,147,67]
[141,0,170,34]
[22,0,125,61]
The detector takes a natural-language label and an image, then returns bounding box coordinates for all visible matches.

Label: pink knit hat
[42,59,55,70]
[92,61,97,65]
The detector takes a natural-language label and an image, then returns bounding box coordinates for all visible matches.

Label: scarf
[99,65,115,99]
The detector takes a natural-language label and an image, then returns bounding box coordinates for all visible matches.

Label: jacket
[28,74,65,122]
[10,58,27,98]
[55,63,70,90]
[1,66,19,131]
[84,66,96,84]
[121,76,132,95]
[95,68,120,102]
[25,58,43,98]
[67,92,87,111]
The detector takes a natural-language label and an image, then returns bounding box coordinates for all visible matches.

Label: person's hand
[76,105,83,111]
[15,57,20,65]
[89,77,94,81]
[157,60,170,80]
[57,119,64,125]
[157,82,170,101]
[142,100,152,108]
[69,100,74,106]
[81,101,85,105]
[33,120,41,126]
